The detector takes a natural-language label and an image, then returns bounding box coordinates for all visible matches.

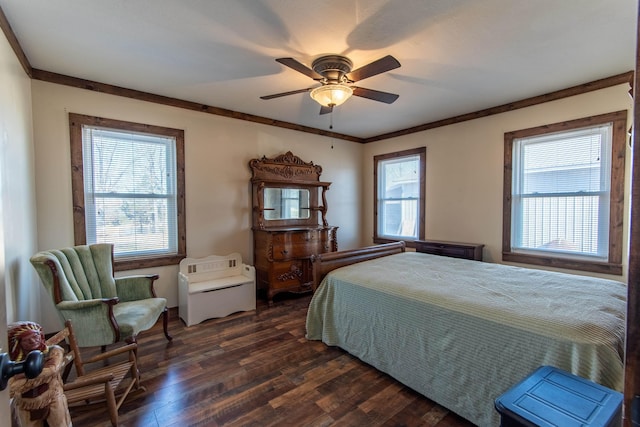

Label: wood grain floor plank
[315,365,388,414]
[65,294,475,427]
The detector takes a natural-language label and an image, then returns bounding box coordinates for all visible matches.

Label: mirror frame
[249,152,331,230]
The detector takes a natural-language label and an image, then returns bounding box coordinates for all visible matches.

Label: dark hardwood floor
[67,294,476,427]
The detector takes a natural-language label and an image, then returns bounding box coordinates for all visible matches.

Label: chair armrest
[63,372,114,391]
[115,274,159,301]
[56,298,119,310]
[84,343,138,365]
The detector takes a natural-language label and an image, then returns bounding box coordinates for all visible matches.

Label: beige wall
[0,29,37,422]
[27,80,635,335]
[362,84,633,282]
[31,80,364,330]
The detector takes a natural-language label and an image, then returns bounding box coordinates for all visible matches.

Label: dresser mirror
[263,187,310,221]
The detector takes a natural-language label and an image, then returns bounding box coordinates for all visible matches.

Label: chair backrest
[30,244,117,304]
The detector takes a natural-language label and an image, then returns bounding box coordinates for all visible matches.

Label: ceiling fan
[260,54,401,115]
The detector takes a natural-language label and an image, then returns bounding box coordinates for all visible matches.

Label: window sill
[502,251,622,276]
[114,254,185,271]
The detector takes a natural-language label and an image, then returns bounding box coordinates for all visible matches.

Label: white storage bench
[178,253,256,326]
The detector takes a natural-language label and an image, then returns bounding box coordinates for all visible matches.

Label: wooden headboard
[311,241,406,289]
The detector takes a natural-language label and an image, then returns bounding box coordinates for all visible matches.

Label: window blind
[82,125,178,258]
[512,124,612,258]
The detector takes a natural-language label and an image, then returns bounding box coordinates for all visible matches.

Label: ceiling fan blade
[347,55,401,82]
[260,88,313,100]
[319,105,333,115]
[352,87,399,104]
[275,58,323,80]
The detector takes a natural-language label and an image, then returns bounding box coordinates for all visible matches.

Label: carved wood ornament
[249,151,323,182]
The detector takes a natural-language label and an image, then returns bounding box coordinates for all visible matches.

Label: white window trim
[82,125,179,258]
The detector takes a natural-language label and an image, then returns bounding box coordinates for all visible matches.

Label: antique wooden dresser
[249,152,338,305]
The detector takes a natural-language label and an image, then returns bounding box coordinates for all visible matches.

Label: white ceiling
[0,0,636,139]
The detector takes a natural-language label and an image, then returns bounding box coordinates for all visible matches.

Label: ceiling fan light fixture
[310,84,353,107]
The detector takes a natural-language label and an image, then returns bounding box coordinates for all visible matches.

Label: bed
[305,242,626,426]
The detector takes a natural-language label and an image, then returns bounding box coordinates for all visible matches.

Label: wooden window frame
[502,110,627,275]
[69,113,186,271]
[373,147,426,248]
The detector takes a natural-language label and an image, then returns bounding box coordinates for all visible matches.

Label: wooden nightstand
[414,239,484,261]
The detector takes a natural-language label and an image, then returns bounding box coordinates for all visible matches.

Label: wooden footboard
[311,241,406,289]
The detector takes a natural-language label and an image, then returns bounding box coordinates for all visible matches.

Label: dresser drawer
[272,230,319,245]
[415,240,484,261]
[271,231,320,260]
[271,242,316,260]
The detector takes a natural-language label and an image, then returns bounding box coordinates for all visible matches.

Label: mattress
[305,252,626,426]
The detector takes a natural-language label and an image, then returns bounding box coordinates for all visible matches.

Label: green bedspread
[305,252,626,426]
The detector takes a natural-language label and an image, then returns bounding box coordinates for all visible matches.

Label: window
[374,147,426,246]
[70,114,186,270]
[503,111,626,275]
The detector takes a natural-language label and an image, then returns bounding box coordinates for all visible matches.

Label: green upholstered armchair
[30,243,172,348]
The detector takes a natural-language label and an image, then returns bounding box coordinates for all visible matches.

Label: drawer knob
[281,250,288,255]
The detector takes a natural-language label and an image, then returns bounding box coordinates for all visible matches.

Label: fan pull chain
[330,110,334,149]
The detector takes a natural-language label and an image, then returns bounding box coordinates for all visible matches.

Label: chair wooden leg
[163,307,172,341]
[104,382,118,426]
[100,345,109,367]
[125,336,138,360]
[125,336,143,381]
[127,349,143,392]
